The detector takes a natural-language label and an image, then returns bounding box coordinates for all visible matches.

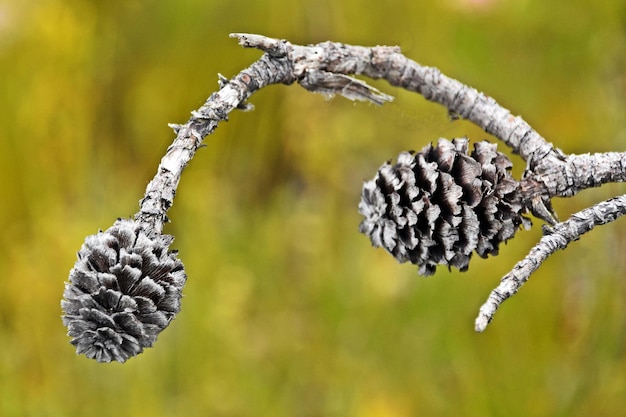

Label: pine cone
[359,138,530,276]
[61,219,186,363]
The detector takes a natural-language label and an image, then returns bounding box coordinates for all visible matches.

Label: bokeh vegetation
[1,0,625,415]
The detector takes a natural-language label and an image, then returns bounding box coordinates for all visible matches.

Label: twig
[135,50,294,235]
[475,194,626,332]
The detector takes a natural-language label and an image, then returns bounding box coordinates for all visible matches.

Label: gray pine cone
[62,219,186,363]
[359,138,530,276]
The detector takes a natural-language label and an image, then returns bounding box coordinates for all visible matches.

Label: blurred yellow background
[1,0,625,415]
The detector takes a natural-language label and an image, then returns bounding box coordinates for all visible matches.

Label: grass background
[1,0,626,415]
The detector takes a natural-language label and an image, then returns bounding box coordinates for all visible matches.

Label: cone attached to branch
[62,219,186,363]
[359,138,530,275]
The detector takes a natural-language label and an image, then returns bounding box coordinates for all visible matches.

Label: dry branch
[63,34,626,362]
[475,194,626,331]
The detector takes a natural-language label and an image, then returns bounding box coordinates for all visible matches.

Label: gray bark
[475,194,626,331]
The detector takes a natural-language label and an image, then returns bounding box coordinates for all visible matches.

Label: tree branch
[234,34,556,165]
[64,33,626,362]
[528,151,626,199]
[475,194,626,332]
[135,51,297,235]
[138,34,398,235]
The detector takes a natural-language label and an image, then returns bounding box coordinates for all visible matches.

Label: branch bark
[475,194,626,332]
[530,151,626,198]
[135,50,298,235]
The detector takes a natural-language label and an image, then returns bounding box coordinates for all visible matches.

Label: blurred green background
[2,0,626,415]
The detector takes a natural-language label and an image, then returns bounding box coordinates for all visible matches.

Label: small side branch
[475,194,626,332]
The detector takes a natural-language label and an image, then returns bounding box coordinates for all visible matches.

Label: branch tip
[475,315,489,332]
[229,33,286,57]
[217,73,229,88]
[168,123,182,135]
